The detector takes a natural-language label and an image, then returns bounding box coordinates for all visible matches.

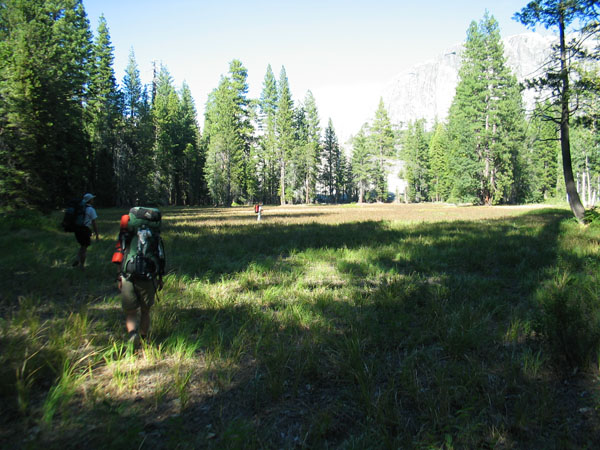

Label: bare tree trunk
[586,157,591,207]
[577,170,587,207]
[280,158,286,205]
[305,176,310,204]
[559,9,586,222]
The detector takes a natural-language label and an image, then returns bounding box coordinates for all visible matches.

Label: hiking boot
[127,331,140,348]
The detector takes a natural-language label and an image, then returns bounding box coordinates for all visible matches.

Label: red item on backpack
[120,214,130,229]
[112,241,124,264]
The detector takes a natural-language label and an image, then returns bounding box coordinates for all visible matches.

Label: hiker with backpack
[112,207,165,346]
[69,193,99,269]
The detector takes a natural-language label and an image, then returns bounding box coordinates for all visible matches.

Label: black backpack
[61,198,87,232]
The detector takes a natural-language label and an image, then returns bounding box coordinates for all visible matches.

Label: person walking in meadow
[73,193,99,269]
[112,207,165,346]
[254,203,263,221]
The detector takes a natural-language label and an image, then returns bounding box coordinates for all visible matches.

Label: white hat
[83,193,95,203]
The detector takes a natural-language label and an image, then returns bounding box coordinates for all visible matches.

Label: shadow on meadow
[3,208,600,448]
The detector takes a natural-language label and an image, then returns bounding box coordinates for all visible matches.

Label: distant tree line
[0,0,203,211]
[0,1,598,212]
[399,8,600,208]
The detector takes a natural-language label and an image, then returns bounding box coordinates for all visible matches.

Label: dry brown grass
[163,202,561,227]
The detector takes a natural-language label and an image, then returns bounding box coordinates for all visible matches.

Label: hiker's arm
[92,219,99,240]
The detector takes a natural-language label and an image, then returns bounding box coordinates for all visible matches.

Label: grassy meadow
[1,203,600,448]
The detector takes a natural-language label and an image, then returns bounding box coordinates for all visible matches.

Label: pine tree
[428,122,451,202]
[351,125,374,203]
[446,12,527,205]
[87,14,122,206]
[257,65,279,203]
[276,67,294,205]
[117,51,154,206]
[369,98,395,202]
[122,48,143,119]
[178,82,202,205]
[291,104,309,203]
[152,65,180,203]
[0,0,93,209]
[320,119,340,202]
[337,151,352,202]
[402,119,430,202]
[525,101,560,202]
[228,60,253,203]
[514,0,599,221]
[303,91,321,204]
[204,76,244,205]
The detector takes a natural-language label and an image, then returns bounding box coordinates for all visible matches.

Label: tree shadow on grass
[3,208,600,448]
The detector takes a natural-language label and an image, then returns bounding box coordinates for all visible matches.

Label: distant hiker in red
[255,204,263,221]
[73,193,99,269]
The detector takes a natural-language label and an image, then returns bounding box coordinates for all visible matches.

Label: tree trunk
[305,176,310,204]
[559,9,585,222]
[280,157,286,205]
[586,158,591,207]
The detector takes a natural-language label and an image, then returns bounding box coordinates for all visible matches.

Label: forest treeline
[0,1,599,211]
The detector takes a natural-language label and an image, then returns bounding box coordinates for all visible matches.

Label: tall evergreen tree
[178,82,202,205]
[515,0,599,221]
[446,12,527,205]
[304,91,321,203]
[203,76,244,205]
[351,125,374,203]
[291,104,309,203]
[257,64,279,203]
[428,122,451,202]
[122,48,143,119]
[402,119,430,202]
[228,59,253,203]
[337,150,352,202]
[369,98,395,202]
[87,14,122,206]
[0,0,92,209]
[152,65,180,204]
[116,52,154,206]
[525,101,560,202]
[320,119,340,202]
[276,67,294,204]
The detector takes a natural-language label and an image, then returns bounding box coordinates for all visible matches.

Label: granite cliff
[380,32,557,128]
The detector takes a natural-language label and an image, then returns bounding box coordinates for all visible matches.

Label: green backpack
[122,207,165,281]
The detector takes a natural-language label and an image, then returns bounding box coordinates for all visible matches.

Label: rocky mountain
[380,32,557,128]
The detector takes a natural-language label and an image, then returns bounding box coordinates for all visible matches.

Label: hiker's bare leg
[139,306,150,337]
[125,310,138,333]
[78,246,87,267]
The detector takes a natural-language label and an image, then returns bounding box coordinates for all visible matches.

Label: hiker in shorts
[119,274,160,346]
[113,208,165,346]
[73,193,99,268]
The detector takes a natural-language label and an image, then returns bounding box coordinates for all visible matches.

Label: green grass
[1,204,600,448]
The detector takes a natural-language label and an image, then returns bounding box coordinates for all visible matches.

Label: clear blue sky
[84,0,536,142]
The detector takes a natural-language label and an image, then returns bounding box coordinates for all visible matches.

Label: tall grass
[1,204,600,448]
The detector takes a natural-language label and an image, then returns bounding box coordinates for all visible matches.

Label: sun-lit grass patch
[3,203,600,448]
